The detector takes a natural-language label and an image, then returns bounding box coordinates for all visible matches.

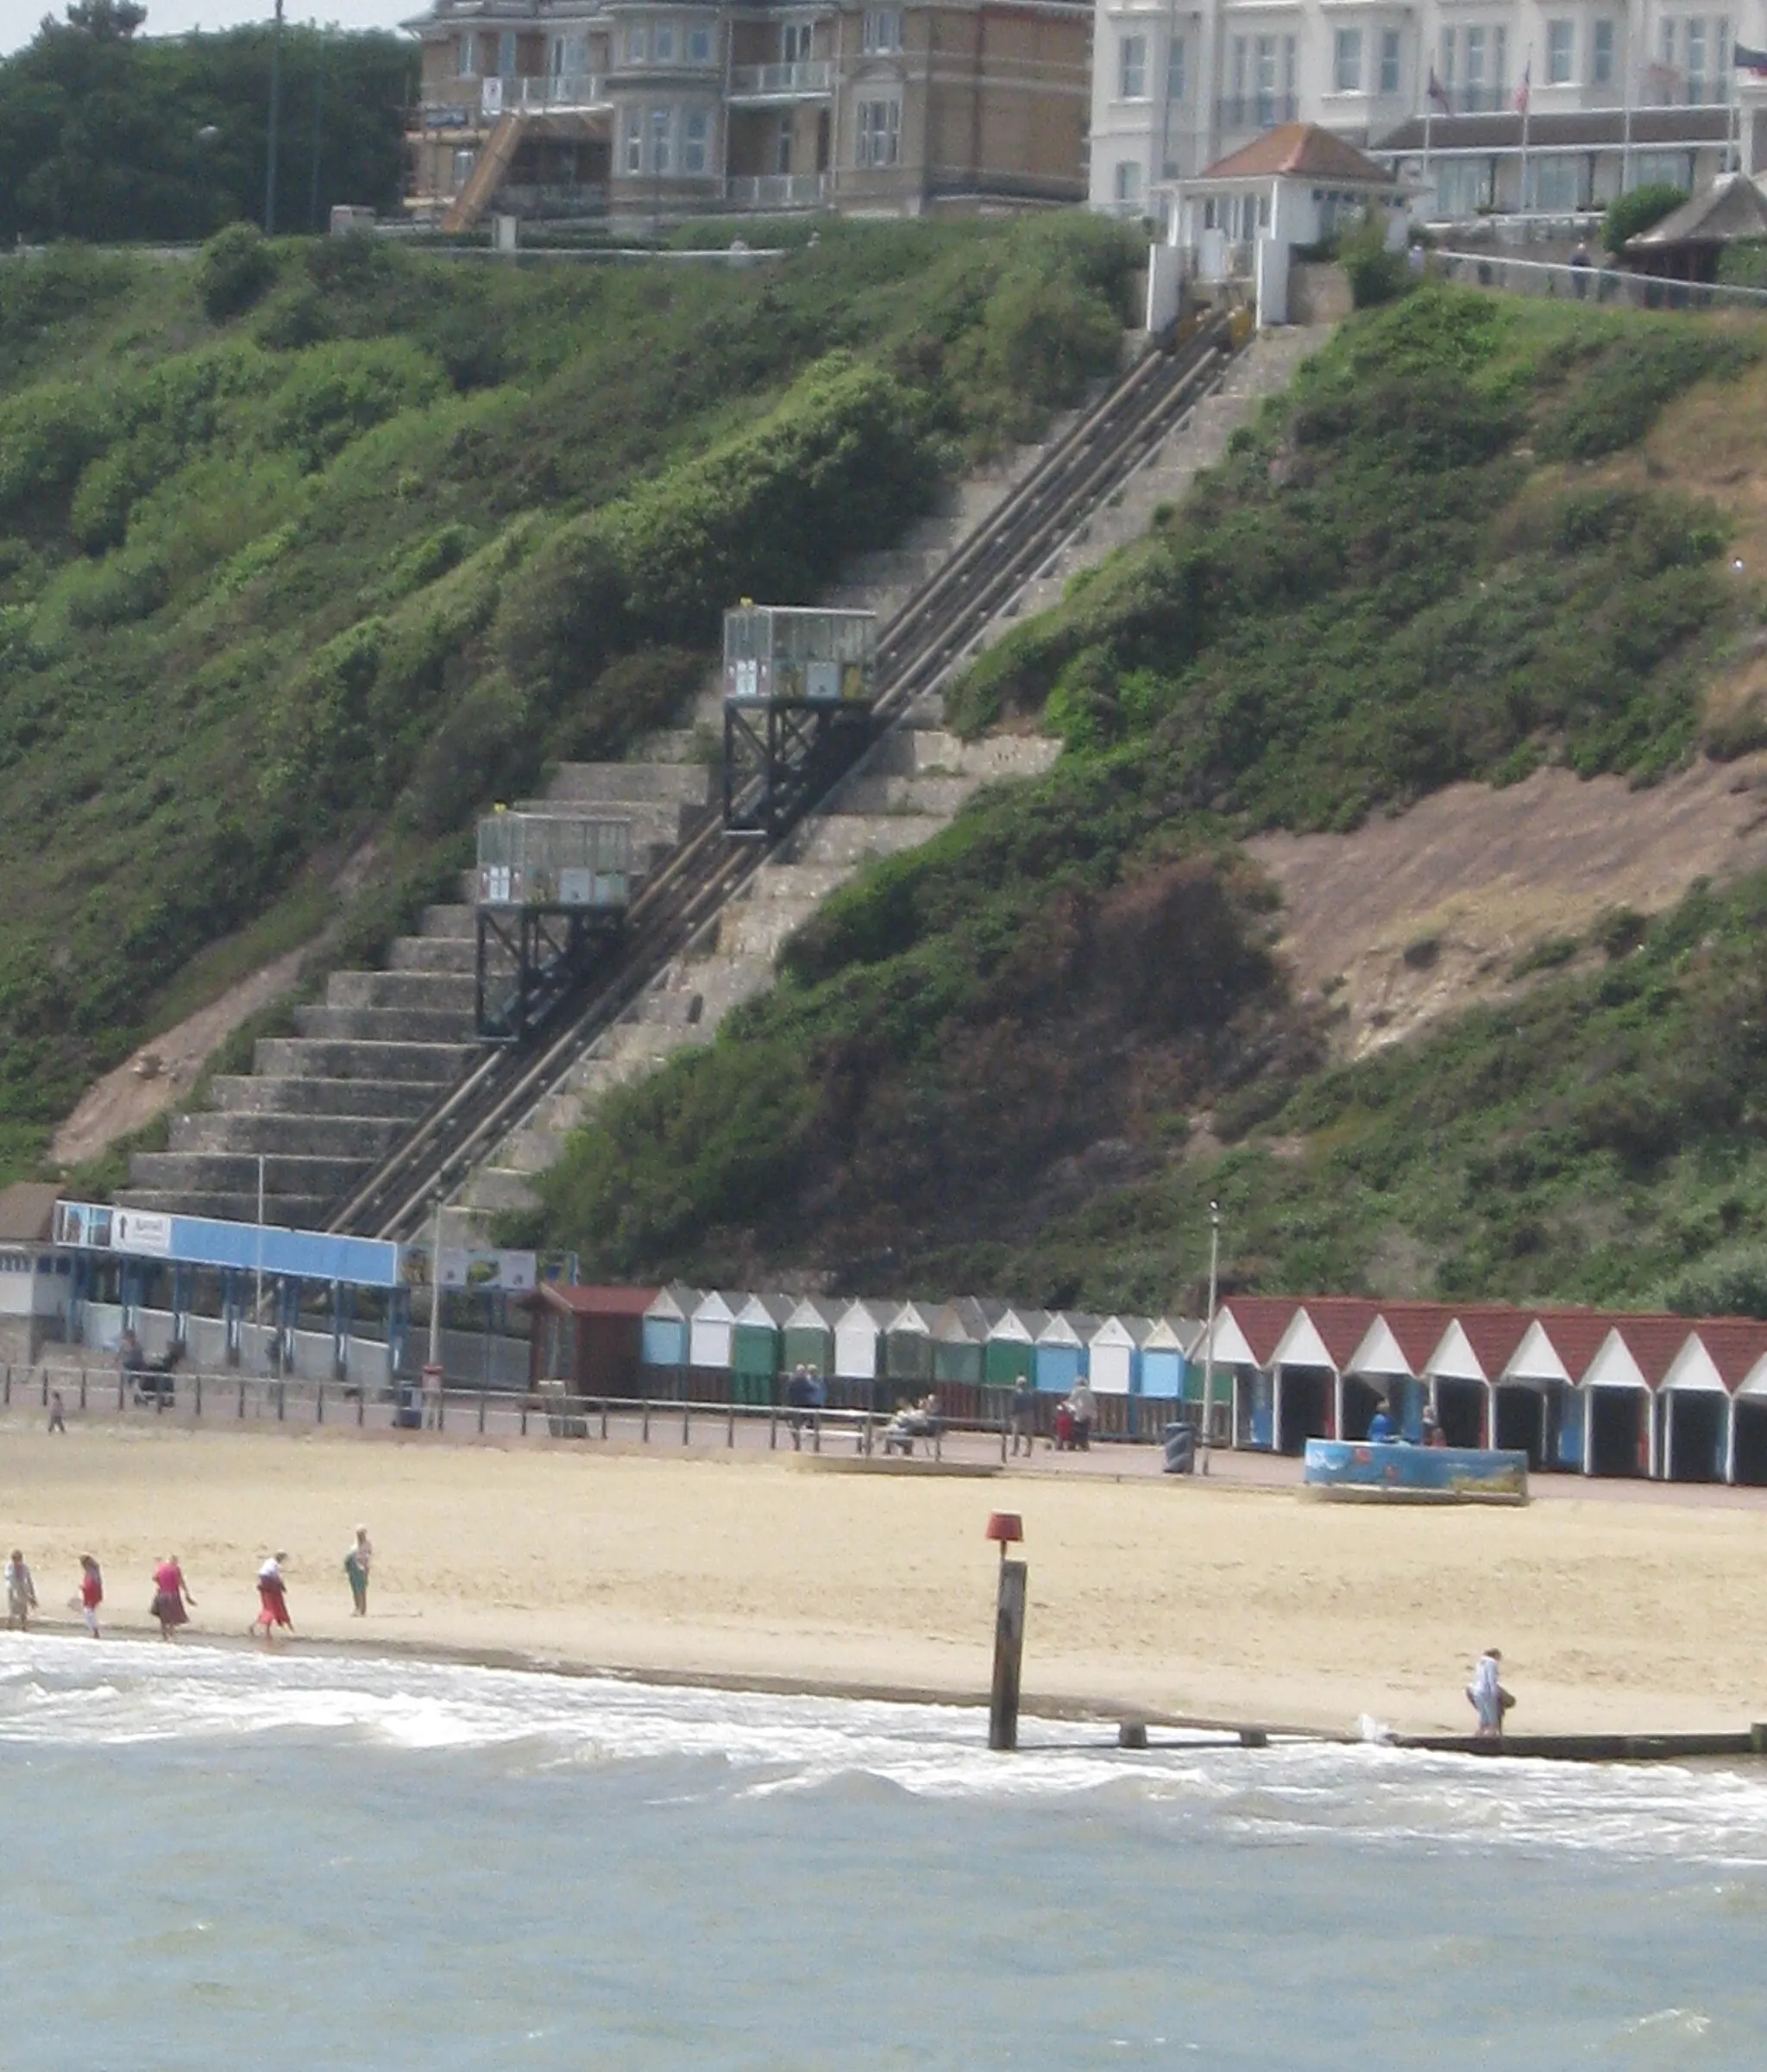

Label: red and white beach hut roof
[1580,1315,1693,1391]
[1278,1297,1381,1372]
[1663,1317,1767,1394]
[1425,1305,1534,1382]
[1347,1302,1457,1378]
[1209,1296,1302,1367]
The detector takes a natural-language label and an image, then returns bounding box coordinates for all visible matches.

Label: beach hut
[1270,1298,1379,1451]
[689,1290,740,1398]
[731,1292,792,1405]
[1088,1315,1149,1438]
[932,1300,988,1388]
[1139,1316,1198,1414]
[641,1285,700,1391]
[833,1298,885,1406]
[531,1284,659,1397]
[781,1295,838,1380]
[1664,1321,1767,1485]
[1578,1317,1689,1479]
[1034,1312,1094,1397]
[881,1300,938,1397]
[1204,1297,1300,1448]
[1342,1303,1453,1445]
[1424,1307,1537,1459]
[1500,1309,1624,1475]
[984,1308,1043,1388]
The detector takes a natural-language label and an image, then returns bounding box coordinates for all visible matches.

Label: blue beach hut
[641,1285,700,1378]
[1034,1313,1094,1395]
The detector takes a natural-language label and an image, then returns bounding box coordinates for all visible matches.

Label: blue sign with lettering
[1304,1438,1529,1503]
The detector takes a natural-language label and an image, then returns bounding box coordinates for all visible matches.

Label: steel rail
[328,314,1241,1242]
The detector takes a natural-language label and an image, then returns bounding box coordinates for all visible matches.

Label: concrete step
[826,773,974,817]
[255,1038,473,1084]
[115,1189,336,1230]
[508,799,696,853]
[128,1151,374,1199]
[543,762,714,807]
[168,1112,410,1159]
[792,814,957,868]
[326,969,478,1014]
[292,1004,478,1045]
[748,862,855,901]
[682,955,776,1028]
[632,729,714,765]
[717,904,820,961]
[604,1021,696,1067]
[209,1075,441,1121]
[419,904,476,939]
[388,934,478,974]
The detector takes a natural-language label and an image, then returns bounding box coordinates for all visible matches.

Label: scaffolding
[721,605,877,839]
[475,812,632,1042]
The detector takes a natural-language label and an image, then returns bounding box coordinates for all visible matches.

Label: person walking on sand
[151,1554,194,1639]
[5,1549,38,1629]
[1467,1646,1514,1739]
[78,1554,103,1639]
[343,1527,372,1617]
[47,1390,66,1435]
[253,1553,293,1642]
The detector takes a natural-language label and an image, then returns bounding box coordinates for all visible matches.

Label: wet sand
[4,1417,1765,1736]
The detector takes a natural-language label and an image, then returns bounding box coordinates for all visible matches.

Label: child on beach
[254,1554,293,1642]
[343,1527,372,1617]
[151,1555,194,1640]
[79,1555,103,1639]
[5,1550,37,1629]
[1467,1647,1514,1738]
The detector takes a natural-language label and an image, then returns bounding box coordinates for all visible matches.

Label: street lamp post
[1198,1199,1220,1475]
[265,0,286,234]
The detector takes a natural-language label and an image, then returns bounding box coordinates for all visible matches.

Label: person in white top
[1467,1647,1512,1738]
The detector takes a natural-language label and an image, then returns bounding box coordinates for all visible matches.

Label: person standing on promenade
[78,1555,103,1638]
[1009,1376,1036,1457]
[5,1549,37,1629]
[47,1391,66,1435]
[343,1527,372,1617]
[152,1554,194,1639]
[1467,1647,1513,1739]
[254,1554,293,1642]
[1066,1378,1097,1451]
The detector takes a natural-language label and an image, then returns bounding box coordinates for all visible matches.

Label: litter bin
[1162,1422,1195,1475]
[393,1379,423,1429]
[538,1378,588,1439]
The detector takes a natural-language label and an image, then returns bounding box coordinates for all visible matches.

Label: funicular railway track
[328,311,1241,1243]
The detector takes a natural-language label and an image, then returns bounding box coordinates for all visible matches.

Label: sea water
[1,1636,1763,2070]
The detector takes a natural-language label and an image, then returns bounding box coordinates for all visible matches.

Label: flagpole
[1621,10,1634,194]
[1518,53,1532,217]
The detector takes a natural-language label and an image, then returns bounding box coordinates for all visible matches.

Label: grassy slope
[530,286,1767,1312]
[0,216,1137,1182]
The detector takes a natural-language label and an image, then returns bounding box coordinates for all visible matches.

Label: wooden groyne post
[985,1510,1025,1752]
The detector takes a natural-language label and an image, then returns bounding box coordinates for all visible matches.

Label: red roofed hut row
[1198,1297,1767,1484]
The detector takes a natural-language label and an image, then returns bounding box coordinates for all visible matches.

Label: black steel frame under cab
[475,906,626,1044]
[722,700,872,841]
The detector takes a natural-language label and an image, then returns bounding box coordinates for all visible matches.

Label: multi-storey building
[1089,1,1767,223]
[405,0,1091,229]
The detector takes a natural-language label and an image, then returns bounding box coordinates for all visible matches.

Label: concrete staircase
[978,326,1323,635]
[456,713,1061,1221]
[117,760,715,1230]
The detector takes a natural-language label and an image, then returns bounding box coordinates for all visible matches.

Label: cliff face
[0,216,1138,1188]
[531,289,1767,1316]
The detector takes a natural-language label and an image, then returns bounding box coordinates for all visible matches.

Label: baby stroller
[1053,1404,1077,1451]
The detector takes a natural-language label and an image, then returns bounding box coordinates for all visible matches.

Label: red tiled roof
[1368,1302,1459,1371]
[1596,1315,1695,1387]
[1445,1304,1534,1378]
[1682,1318,1767,1389]
[1199,122,1398,185]
[1295,1297,1381,1367]
[1217,1296,1302,1366]
[1522,1309,1617,1381]
[536,1284,661,1317]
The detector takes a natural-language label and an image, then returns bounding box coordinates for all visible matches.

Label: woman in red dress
[151,1555,194,1640]
[253,1554,293,1642]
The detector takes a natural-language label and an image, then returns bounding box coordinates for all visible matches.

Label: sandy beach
[4,1416,1766,1736]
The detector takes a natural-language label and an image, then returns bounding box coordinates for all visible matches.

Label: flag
[1735,41,1767,73]
[1513,60,1531,114]
[1427,66,1451,114]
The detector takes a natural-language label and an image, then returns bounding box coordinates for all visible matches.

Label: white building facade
[1090,0,1767,223]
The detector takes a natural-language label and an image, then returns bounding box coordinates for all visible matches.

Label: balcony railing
[726,60,833,98]
[724,172,830,208]
[1214,93,1299,130]
[511,72,607,110]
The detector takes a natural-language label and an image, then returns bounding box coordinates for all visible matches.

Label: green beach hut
[782,1295,838,1379]
[731,1292,792,1406]
[984,1307,1044,1388]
